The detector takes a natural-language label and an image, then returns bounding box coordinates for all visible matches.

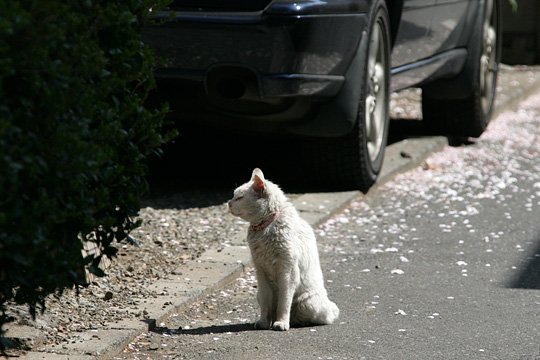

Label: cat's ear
[251,168,266,194]
[251,168,265,181]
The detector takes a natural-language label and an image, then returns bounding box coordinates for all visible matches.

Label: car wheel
[304,0,391,191]
[422,0,501,138]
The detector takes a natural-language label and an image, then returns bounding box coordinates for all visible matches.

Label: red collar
[249,211,281,232]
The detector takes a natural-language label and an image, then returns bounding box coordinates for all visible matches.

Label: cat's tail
[292,293,340,326]
[318,298,340,325]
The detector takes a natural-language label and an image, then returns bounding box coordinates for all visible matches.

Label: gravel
[5,191,248,350]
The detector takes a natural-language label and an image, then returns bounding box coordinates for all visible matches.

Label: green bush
[0,0,174,341]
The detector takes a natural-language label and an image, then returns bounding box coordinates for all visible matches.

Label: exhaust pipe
[206,66,260,100]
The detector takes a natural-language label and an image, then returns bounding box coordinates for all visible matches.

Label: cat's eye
[234,196,244,201]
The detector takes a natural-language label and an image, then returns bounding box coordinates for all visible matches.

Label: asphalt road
[118,91,540,358]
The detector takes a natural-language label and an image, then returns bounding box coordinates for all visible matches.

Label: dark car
[143,0,501,191]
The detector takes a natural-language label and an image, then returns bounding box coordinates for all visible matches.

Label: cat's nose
[227,201,235,215]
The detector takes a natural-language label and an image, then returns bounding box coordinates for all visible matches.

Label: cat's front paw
[254,318,271,330]
[271,321,290,331]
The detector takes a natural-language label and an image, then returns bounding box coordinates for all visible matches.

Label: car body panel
[145,14,366,79]
[391,0,436,68]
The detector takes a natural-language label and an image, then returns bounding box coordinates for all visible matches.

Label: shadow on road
[507,235,540,289]
[151,323,254,336]
[149,321,324,336]
[145,117,457,202]
[388,118,426,144]
[145,126,306,196]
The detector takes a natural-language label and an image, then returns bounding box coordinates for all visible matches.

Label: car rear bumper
[143,2,368,99]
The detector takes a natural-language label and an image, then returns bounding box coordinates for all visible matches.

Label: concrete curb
[9,66,540,360]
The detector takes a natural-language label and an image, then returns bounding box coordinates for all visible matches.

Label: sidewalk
[4,64,540,360]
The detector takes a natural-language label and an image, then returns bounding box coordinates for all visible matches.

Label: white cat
[228,168,339,331]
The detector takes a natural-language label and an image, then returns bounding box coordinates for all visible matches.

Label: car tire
[422,0,501,138]
[303,0,391,191]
